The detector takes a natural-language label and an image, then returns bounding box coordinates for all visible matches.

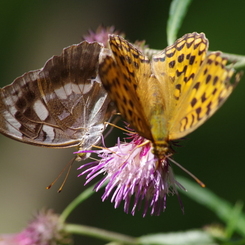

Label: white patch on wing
[8,105,18,116]
[63,83,72,96]
[28,71,40,81]
[4,96,16,107]
[71,83,80,94]
[34,100,49,120]
[57,110,70,120]
[3,111,22,137]
[42,125,55,141]
[55,86,67,100]
[79,82,93,94]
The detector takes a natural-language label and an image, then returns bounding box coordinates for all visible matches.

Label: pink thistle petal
[78,132,185,216]
[82,26,124,47]
[0,210,71,245]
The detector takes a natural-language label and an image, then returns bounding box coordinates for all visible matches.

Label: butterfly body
[99,33,240,162]
[146,77,170,158]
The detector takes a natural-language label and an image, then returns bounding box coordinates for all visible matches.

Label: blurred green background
[0,0,244,244]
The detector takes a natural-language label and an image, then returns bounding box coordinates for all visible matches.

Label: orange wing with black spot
[152,32,239,139]
[99,35,154,140]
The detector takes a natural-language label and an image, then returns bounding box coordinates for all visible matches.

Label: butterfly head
[75,152,91,161]
[152,140,173,163]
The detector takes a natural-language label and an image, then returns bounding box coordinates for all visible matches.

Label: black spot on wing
[129,99,134,108]
[191,97,197,107]
[166,50,176,58]
[213,76,219,85]
[125,55,132,64]
[189,55,195,65]
[176,65,187,77]
[206,74,211,84]
[193,82,200,90]
[15,98,27,110]
[186,39,194,49]
[195,107,202,120]
[203,68,208,75]
[184,73,195,83]
[177,42,185,51]
[206,101,212,116]
[169,60,176,68]
[123,84,129,91]
[212,88,217,95]
[201,93,207,102]
[178,54,184,63]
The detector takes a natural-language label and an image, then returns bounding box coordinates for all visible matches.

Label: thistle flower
[0,210,72,245]
[82,26,124,47]
[77,131,185,216]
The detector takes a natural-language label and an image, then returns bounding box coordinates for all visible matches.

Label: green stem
[216,52,245,69]
[64,223,138,245]
[145,48,245,70]
[167,0,193,45]
[177,176,245,237]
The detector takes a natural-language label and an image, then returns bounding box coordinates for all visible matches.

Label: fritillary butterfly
[99,32,241,161]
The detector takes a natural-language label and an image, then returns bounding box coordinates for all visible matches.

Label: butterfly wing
[152,32,240,140]
[99,35,154,140]
[0,41,113,149]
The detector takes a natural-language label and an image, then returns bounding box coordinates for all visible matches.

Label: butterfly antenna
[91,144,118,156]
[104,121,136,134]
[57,157,75,193]
[46,156,76,192]
[87,156,100,162]
[167,157,205,188]
[103,115,121,139]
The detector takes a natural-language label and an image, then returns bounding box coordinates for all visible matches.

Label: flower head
[77,131,185,216]
[0,210,72,245]
[82,26,124,47]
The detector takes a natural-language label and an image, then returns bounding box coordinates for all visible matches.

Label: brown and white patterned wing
[0,41,113,149]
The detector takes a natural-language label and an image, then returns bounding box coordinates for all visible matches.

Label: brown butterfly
[0,41,114,160]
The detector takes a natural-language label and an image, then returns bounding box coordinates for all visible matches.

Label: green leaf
[176,176,245,237]
[225,201,244,238]
[167,0,193,45]
[139,230,214,245]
